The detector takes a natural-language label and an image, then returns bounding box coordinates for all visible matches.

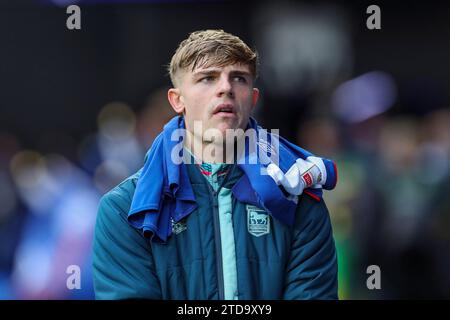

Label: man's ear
[167,88,185,114]
[251,88,260,110]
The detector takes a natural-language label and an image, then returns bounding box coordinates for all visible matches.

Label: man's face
[169,63,259,139]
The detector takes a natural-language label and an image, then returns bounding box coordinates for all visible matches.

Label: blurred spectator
[136,87,177,149]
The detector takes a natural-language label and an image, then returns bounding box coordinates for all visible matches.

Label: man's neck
[184,130,244,164]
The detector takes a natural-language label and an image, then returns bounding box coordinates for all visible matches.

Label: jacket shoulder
[293,194,330,231]
[98,169,142,218]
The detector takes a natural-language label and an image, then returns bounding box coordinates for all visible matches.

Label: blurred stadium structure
[0,0,449,299]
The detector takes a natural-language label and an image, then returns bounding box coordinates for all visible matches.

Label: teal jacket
[93,163,338,300]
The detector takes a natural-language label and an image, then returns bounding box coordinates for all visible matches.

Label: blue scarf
[128,116,336,243]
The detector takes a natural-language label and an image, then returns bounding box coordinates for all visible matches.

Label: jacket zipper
[204,164,237,300]
[207,185,225,300]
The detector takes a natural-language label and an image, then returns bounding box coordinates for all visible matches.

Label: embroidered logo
[246,205,270,237]
[302,172,313,187]
[171,218,187,235]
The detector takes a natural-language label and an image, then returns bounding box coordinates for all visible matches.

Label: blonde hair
[168,29,259,87]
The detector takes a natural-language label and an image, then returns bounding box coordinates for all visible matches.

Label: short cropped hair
[168,29,259,87]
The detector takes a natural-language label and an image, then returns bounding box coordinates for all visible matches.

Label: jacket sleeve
[283,196,338,299]
[92,188,162,300]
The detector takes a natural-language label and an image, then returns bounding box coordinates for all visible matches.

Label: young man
[93,30,338,300]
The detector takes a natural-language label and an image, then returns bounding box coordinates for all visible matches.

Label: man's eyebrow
[192,70,220,77]
[229,70,252,77]
[192,69,252,78]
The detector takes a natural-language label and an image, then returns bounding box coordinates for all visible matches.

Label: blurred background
[1,0,449,299]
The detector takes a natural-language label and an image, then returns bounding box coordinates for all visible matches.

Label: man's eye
[200,76,214,83]
[233,76,247,83]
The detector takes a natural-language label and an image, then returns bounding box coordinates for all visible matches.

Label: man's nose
[216,76,234,97]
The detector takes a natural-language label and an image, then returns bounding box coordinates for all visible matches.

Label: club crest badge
[171,218,187,235]
[246,205,270,237]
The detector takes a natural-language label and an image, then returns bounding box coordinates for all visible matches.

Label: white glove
[266,156,327,196]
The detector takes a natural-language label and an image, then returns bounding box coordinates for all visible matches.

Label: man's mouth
[212,103,236,117]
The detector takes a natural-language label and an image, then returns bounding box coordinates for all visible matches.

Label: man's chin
[213,120,239,134]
